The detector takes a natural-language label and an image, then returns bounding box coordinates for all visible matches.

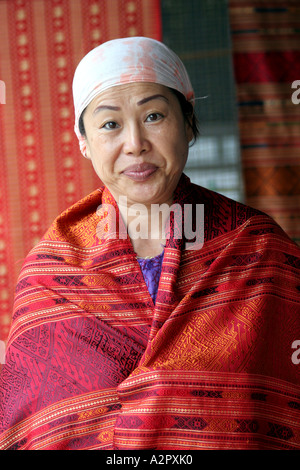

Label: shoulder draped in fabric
[0,175,299,450]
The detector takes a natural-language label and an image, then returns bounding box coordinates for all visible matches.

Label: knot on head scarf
[72,36,195,156]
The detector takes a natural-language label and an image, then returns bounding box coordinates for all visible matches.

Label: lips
[122,162,158,181]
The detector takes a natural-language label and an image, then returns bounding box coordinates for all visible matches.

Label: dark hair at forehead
[170,89,200,143]
[78,108,86,137]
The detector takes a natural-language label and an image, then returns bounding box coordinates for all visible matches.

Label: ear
[186,119,194,144]
[84,139,92,160]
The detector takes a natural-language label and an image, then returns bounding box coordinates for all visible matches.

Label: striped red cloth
[0,175,299,449]
[229,0,300,244]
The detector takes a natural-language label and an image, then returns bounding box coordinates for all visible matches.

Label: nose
[123,122,150,156]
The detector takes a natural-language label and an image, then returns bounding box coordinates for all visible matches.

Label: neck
[117,197,172,258]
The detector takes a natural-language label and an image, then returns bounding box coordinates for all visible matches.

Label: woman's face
[83,82,193,207]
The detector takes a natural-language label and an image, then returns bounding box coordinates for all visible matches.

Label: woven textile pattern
[229,0,300,244]
[0,0,161,342]
[0,175,299,450]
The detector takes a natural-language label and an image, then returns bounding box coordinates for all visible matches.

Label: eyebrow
[137,94,169,106]
[93,94,169,115]
[93,104,120,115]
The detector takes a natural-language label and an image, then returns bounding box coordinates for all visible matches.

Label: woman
[0,37,299,450]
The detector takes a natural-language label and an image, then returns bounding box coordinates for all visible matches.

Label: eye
[102,121,119,130]
[146,113,163,122]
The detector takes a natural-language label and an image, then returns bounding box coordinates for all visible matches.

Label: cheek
[172,126,190,160]
[89,140,122,182]
[88,135,112,162]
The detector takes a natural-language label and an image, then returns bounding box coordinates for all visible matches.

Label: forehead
[86,82,177,111]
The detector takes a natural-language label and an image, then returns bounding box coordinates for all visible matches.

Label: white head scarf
[72,36,194,156]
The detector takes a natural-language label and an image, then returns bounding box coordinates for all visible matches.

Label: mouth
[122,163,158,182]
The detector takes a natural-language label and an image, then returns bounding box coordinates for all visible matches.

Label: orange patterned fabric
[0,175,299,450]
[0,0,161,342]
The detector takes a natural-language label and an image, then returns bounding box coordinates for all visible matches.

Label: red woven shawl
[0,175,299,450]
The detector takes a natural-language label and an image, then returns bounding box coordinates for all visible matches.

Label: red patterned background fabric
[229,0,300,244]
[0,0,161,342]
